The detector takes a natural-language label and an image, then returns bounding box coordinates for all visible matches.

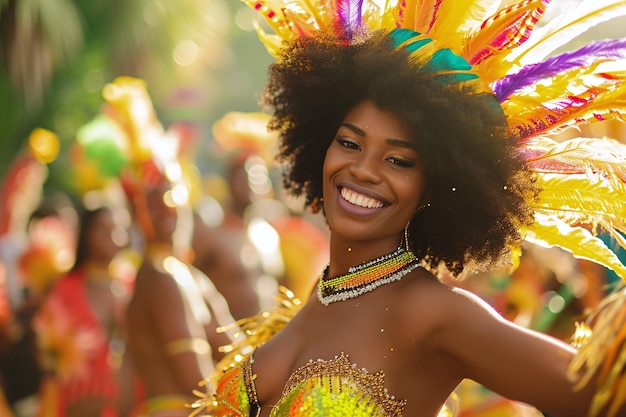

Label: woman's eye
[388,157,416,168]
[336,137,360,150]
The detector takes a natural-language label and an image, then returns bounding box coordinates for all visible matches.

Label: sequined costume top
[212,352,410,417]
[193,288,452,417]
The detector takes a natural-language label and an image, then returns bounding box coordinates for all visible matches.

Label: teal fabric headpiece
[388,28,478,84]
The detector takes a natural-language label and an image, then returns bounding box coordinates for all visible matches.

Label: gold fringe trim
[189,286,302,417]
[568,285,626,417]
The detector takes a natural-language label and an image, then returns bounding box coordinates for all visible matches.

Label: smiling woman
[190,1,626,417]
[270,32,534,277]
[322,100,429,252]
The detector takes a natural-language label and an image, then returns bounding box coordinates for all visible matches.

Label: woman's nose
[348,154,382,183]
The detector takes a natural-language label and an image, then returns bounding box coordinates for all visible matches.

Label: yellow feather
[528,66,626,97]
[428,1,502,53]
[597,309,626,382]
[462,0,545,83]
[243,0,355,57]
[533,169,626,219]
[299,0,336,26]
[377,0,400,30]
[462,0,548,71]
[607,370,626,417]
[253,24,285,58]
[392,0,423,32]
[413,0,444,34]
[568,289,626,417]
[507,101,626,139]
[505,0,626,67]
[242,0,298,49]
[362,0,390,31]
[503,69,626,136]
[569,290,626,384]
[395,0,503,52]
[526,136,626,186]
[606,227,626,251]
[524,213,626,280]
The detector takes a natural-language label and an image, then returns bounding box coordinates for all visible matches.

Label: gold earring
[311,197,324,214]
[403,220,411,251]
[415,202,431,215]
[403,203,430,251]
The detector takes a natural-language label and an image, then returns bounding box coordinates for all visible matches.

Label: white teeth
[340,187,384,208]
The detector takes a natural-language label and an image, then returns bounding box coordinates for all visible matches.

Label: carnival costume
[193,252,463,417]
[71,77,225,417]
[35,268,129,417]
[130,395,193,417]
[187,0,626,416]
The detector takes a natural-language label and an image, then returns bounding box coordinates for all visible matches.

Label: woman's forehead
[340,100,419,147]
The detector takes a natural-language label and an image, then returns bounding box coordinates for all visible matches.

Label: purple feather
[493,38,626,103]
[338,0,364,34]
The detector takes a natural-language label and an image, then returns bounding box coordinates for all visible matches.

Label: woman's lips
[340,186,385,208]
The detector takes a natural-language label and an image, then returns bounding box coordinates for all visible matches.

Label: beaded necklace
[317,247,420,306]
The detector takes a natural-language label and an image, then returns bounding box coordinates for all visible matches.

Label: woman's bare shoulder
[394,267,505,342]
[400,267,498,313]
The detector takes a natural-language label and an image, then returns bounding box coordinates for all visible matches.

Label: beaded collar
[317,247,420,306]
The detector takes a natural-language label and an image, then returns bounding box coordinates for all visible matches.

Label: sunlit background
[1,0,625,191]
[0,0,273,190]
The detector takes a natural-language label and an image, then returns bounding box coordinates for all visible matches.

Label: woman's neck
[82,261,115,283]
[145,241,192,263]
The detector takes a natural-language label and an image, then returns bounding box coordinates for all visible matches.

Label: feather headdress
[243,0,626,278]
[240,0,626,414]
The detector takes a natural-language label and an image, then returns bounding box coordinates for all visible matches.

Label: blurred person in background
[0,129,66,417]
[168,116,263,321]
[212,112,280,312]
[191,210,261,320]
[34,205,137,417]
[124,163,234,417]
[1,199,75,417]
[210,112,330,305]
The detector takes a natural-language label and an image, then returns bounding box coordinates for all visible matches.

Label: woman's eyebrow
[341,122,415,149]
[339,122,365,136]
[386,138,416,150]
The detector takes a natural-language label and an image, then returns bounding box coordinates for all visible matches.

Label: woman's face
[322,100,428,248]
[86,210,124,263]
[145,181,179,243]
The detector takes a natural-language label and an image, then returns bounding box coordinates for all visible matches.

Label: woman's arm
[435,285,623,417]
